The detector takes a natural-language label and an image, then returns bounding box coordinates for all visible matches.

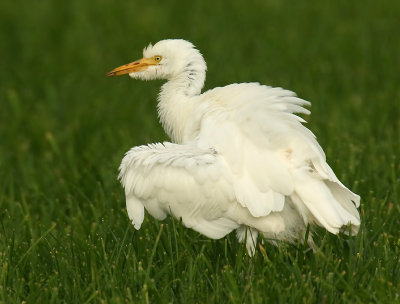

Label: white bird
[107,39,360,255]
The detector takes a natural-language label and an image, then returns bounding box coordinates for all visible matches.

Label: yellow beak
[106,57,158,76]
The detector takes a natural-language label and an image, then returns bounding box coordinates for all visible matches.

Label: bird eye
[154,56,162,62]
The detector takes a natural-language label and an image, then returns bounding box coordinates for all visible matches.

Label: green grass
[1,0,399,303]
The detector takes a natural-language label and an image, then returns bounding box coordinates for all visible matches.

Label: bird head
[106,39,207,81]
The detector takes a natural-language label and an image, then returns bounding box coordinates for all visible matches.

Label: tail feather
[293,172,360,234]
[325,181,360,234]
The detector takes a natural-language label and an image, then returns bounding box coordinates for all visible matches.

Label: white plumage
[107,39,360,255]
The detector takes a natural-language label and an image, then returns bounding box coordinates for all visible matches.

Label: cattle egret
[107,39,360,255]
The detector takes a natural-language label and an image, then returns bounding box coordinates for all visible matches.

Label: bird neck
[157,69,206,143]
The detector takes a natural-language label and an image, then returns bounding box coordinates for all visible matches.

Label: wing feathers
[119,142,238,237]
[126,194,145,229]
[121,82,360,242]
[191,217,239,239]
[198,83,360,232]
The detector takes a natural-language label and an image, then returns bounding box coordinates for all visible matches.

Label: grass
[0,0,399,303]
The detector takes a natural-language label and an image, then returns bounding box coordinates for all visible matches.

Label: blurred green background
[0,0,399,303]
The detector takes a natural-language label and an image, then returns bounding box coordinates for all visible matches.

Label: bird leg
[236,226,259,256]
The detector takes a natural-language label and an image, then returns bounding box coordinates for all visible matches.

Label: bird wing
[197,83,360,230]
[119,142,239,238]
